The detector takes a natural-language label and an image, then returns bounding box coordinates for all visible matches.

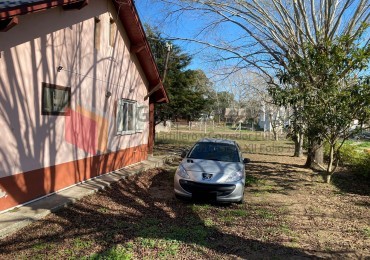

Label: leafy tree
[271,25,370,182]
[145,26,215,123]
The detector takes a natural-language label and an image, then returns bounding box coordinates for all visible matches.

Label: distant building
[258,102,288,132]
[224,108,247,123]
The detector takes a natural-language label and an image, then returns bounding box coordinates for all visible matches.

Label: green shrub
[338,143,358,165]
[324,142,370,178]
[323,142,356,165]
[353,152,370,178]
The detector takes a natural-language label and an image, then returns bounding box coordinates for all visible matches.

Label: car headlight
[176,165,190,179]
[225,170,243,182]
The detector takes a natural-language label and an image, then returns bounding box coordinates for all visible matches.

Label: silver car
[174,138,250,203]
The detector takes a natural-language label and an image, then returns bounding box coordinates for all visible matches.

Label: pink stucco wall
[0,0,150,178]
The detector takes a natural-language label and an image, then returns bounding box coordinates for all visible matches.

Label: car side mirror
[243,158,250,164]
[180,150,188,158]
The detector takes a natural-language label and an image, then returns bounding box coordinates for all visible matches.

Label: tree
[214,91,235,122]
[151,0,369,163]
[271,26,370,182]
[145,26,215,123]
[244,97,261,131]
[216,69,268,126]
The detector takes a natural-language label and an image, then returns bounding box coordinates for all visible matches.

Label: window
[109,18,116,47]
[188,142,240,162]
[136,105,148,132]
[94,16,101,50]
[41,83,71,115]
[117,99,136,135]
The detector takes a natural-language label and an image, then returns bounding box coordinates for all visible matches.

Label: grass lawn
[0,132,369,259]
[345,139,370,153]
[155,130,294,157]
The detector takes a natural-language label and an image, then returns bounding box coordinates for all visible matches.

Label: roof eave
[113,0,168,103]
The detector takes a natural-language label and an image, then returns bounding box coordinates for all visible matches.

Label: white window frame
[117,99,136,135]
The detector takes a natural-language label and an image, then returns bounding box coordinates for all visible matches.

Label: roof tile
[0,1,44,9]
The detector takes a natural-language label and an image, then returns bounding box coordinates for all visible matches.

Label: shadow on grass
[331,170,370,196]
[0,168,317,259]
[244,160,315,196]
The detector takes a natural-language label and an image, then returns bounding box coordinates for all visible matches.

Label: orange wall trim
[0,144,148,212]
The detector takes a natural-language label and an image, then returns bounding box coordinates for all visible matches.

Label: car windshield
[187,142,240,162]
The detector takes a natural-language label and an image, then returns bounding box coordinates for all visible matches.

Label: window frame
[41,82,71,116]
[117,99,137,135]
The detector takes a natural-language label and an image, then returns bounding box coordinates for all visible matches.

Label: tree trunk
[293,132,304,157]
[269,114,278,141]
[327,145,334,173]
[326,174,332,184]
[325,144,334,183]
[305,139,324,168]
[272,128,278,141]
[315,144,324,165]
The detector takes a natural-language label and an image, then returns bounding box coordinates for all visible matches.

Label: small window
[41,83,71,115]
[109,18,116,47]
[117,99,136,135]
[94,16,101,50]
[136,105,148,132]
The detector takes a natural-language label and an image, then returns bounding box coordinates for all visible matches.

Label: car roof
[197,138,237,146]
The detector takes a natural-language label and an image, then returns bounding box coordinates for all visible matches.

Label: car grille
[179,180,236,196]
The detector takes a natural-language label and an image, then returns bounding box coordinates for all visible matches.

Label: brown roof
[0,0,168,103]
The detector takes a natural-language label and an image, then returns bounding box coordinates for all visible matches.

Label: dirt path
[0,153,369,259]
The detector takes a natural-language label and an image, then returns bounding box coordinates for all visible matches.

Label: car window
[188,142,240,162]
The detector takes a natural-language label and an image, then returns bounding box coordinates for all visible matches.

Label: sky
[134,0,370,89]
[134,0,256,93]
[134,0,232,73]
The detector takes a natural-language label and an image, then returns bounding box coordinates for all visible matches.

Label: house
[224,108,247,124]
[258,102,287,132]
[0,0,168,212]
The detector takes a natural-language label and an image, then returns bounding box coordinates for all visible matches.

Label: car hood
[180,159,244,183]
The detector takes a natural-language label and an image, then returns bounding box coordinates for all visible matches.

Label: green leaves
[145,25,215,122]
[271,24,370,173]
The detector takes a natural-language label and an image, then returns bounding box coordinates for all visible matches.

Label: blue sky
[135,0,226,73]
[135,0,258,93]
[135,0,370,87]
